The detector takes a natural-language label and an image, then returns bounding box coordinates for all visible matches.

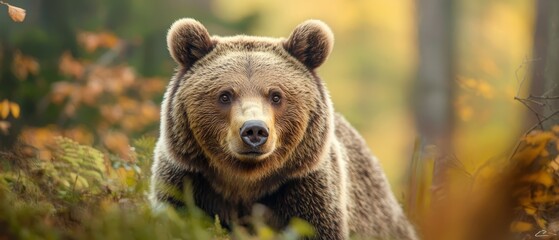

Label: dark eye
[219,93,232,104]
[271,93,281,104]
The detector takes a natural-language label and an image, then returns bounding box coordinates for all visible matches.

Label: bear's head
[161,18,334,198]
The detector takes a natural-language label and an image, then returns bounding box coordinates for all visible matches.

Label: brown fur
[150,18,418,240]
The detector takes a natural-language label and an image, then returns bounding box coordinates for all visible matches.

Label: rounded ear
[167,18,215,68]
[283,20,334,69]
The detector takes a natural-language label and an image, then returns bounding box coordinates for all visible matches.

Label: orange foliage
[20,126,94,160]
[102,131,131,159]
[78,31,120,52]
[59,51,85,79]
[0,99,20,135]
[11,50,39,80]
[17,31,165,159]
[411,125,559,240]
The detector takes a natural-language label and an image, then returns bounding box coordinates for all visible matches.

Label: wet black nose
[240,120,269,147]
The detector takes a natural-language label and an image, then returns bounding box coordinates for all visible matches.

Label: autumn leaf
[524,205,537,215]
[454,95,474,122]
[78,31,120,52]
[456,76,494,99]
[510,221,533,232]
[9,102,19,118]
[525,131,554,145]
[50,81,76,104]
[12,51,39,80]
[103,131,130,158]
[549,156,559,171]
[59,51,84,78]
[0,99,9,119]
[1,2,26,22]
[520,171,555,187]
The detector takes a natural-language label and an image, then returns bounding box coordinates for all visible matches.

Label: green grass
[0,137,313,240]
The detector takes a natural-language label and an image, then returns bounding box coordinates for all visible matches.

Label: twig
[529,94,559,100]
[514,97,544,130]
[509,56,559,161]
[508,110,559,161]
[514,57,539,98]
[526,110,559,133]
[542,83,559,96]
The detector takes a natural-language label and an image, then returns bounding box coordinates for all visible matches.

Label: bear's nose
[240,120,269,148]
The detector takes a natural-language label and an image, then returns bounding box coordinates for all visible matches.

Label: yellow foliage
[455,95,474,122]
[0,99,9,119]
[9,102,19,118]
[510,221,533,232]
[535,217,547,229]
[525,131,554,145]
[520,172,555,187]
[457,76,494,99]
[524,205,537,215]
[0,99,20,120]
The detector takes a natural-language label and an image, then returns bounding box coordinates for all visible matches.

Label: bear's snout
[240,120,269,148]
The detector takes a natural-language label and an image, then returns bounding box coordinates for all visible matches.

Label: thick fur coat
[150,18,418,240]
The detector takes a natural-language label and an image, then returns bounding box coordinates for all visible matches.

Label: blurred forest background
[1,0,558,239]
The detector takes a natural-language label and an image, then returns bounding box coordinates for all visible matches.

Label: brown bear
[149,18,418,240]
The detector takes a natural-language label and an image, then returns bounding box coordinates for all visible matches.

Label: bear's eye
[219,93,232,104]
[271,94,282,104]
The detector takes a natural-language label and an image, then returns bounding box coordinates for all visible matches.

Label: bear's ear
[283,20,334,70]
[167,18,215,68]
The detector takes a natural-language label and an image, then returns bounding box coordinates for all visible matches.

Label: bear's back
[334,114,417,239]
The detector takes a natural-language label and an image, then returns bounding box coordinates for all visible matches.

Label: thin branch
[542,83,559,96]
[514,57,539,98]
[517,96,546,106]
[515,97,544,130]
[529,94,559,100]
[526,110,559,133]
[508,110,559,162]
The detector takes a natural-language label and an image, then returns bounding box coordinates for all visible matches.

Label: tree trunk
[413,0,455,151]
[408,0,455,238]
[529,0,559,129]
[542,0,559,121]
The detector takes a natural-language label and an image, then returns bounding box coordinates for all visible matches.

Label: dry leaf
[12,51,39,80]
[7,4,25,22]
[9,102,20,118]
[525,131,554,145]
[78,32,120,52]
[510,221,533,232]
[59,52,84,78]
[524,206,537,215]
[534,217,547,229]
[520,171,555,187]
[549,156,559,171]
[103,131,130,157]
[0,99,9,119]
